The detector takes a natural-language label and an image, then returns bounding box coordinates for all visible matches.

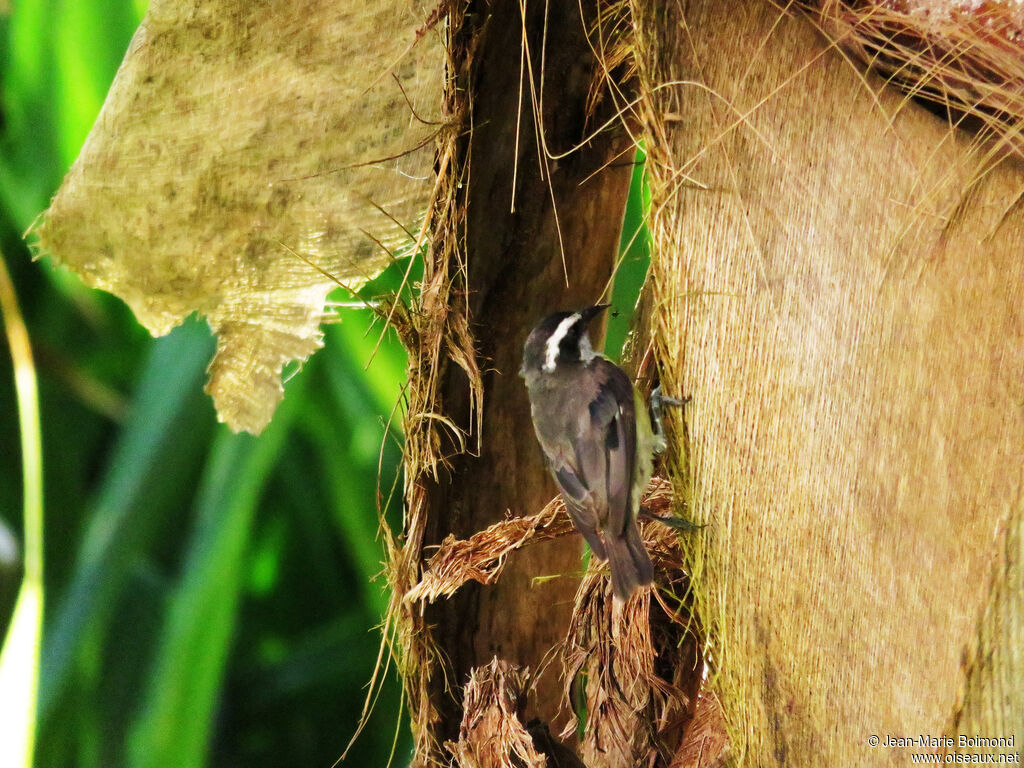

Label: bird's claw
[650,385,687,450]
[651,385,687,410]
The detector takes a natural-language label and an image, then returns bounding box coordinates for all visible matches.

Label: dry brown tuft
[559,479,724,768]
[398,473,720,766]
[369,3,485,763]
[813,0,1024,162]
[667,692,730,768]
[445,659,548,768]
[405,498,575,604]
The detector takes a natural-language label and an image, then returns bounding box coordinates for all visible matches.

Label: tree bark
[415,0,634,758]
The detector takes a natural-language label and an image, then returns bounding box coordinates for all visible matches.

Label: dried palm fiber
[404,477,682,601]
[371,3,482,763]
[382,1,639,765]
[559,479,722,768]
[405,495,576,604]
[445,659,547,768]
[405,474,723,767]
[31,0,444,433]
[813,0,1024,163]
[627,0,1023,766]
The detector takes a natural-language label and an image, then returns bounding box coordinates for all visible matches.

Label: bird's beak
[581,303,611,324]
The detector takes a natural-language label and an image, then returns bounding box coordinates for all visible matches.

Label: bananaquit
[520,304,672,601]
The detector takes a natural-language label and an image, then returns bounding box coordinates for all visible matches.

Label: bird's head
[520,304,609,378]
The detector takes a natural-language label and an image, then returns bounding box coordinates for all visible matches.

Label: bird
[520,304,673,601]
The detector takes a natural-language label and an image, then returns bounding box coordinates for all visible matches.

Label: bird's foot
[650,385,689,452]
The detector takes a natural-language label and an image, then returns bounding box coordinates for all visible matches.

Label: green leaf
[38,319,215,723]
[53,0,141,168]
[606,146,652,361]
[311,317,406,613]
[0,582,43,768]
[0,247,45,768]
[0,0,144,228]
[127,375,304,768]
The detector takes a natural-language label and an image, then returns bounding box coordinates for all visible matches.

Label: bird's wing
[572,359,637,539]
[553,465,607,559]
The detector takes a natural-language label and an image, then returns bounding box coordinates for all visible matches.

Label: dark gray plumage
[520,306,655,601]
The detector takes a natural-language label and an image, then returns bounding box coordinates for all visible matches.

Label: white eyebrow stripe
[544,313,579,372]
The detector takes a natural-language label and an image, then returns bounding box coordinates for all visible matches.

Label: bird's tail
[604,522,654,602]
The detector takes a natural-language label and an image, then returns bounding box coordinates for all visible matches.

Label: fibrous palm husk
[445,659,547,768]
[31,0,444,433]
[403,475,724,767]
[627,0,1024,765]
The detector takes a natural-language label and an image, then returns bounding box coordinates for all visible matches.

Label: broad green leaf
[38,319,215,722]
[127,377,304,768]
[606,147,652,361]
[53,0,140,168]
